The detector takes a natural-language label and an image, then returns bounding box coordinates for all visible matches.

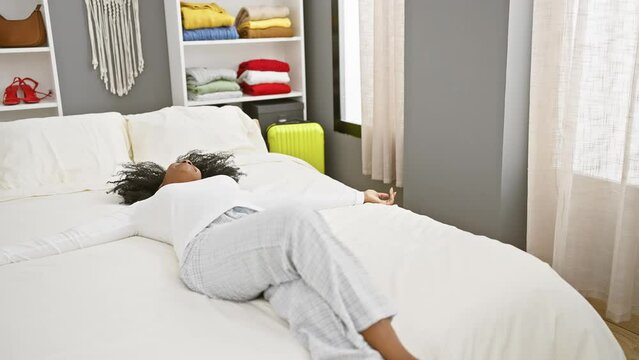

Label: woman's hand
[364,187,396,205]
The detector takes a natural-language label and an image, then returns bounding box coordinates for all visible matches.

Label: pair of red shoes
[2,77,52,105]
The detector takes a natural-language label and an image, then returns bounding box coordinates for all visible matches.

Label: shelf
[0,47,50,54]
[165,0,306,117]
[183,37,302,46]
[0,0,62,120]
[187,91,303,106]
[0,98,58,112]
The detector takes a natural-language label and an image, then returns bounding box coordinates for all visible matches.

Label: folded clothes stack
[181,2,239,41]
[235,6,294,39]
[186,68,242,101]
[237,59,291,96]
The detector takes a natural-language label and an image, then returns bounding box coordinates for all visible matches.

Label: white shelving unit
[0,0,62,121]
[164,0,306,117]
[0,46,50,54]
[187,90,303,107]
[182,36,303,46]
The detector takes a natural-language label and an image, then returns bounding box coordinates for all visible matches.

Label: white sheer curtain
[358,0,404,186]
[528,0,639,322]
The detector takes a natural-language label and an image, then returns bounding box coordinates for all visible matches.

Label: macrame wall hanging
[84,0,144,96]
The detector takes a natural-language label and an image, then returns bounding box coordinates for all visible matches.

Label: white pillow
[0,112,131,201]
[126,105,267,166]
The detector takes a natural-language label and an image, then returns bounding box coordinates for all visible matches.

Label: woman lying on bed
[4,150,415,360]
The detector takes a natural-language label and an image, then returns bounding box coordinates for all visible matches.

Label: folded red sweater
[237,59,290,76]
[241,83,291,96]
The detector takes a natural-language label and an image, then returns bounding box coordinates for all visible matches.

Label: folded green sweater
[187,80,240,95]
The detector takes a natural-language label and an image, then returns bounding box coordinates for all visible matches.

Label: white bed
[0,107,624,359]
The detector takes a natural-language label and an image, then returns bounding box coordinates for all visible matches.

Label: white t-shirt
[0,175,364,266]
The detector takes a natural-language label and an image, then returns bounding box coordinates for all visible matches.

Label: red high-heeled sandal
[2,77,22,106]
[19,77,52,104]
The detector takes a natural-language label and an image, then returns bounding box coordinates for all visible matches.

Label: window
[332,0,362,137]
[563,10,639,186]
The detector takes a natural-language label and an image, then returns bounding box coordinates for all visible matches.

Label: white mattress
[0,154,624,360]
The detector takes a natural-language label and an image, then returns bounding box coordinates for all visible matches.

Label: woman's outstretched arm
[250,174,397,210]
[0,204,139,266]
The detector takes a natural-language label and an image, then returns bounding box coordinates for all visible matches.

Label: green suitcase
[266,120,325,174]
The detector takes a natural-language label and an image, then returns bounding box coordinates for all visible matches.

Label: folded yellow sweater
[181,2,234,30]
[237,17,291,31]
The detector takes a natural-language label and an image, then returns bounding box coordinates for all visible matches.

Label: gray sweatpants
[179,206,395,360]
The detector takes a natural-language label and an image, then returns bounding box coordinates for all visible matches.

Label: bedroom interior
[0,0,637,359]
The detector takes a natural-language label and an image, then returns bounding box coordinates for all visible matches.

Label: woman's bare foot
[360,318,417,360]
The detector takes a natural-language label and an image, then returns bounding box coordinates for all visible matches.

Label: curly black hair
[108,150,244,205]
[176,150,244,181]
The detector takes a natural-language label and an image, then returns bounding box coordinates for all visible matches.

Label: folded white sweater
[238,70,290,85]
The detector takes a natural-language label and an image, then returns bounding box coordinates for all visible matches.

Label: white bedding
[0,191,123,247]
[0,153,624,360]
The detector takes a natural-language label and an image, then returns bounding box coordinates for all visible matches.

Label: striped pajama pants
[179,206,395,360]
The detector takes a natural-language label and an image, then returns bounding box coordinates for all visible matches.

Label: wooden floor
[588,298,639,359]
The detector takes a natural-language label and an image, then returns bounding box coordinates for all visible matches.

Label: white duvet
[0,153,624,360]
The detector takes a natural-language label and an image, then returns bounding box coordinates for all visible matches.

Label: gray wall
[500,0,533,248]
[48,0,172,115]
[403,0,531,249]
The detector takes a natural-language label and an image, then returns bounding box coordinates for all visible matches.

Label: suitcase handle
[266,118,307,132]
[276,118,306,124]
